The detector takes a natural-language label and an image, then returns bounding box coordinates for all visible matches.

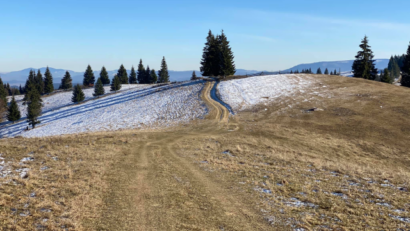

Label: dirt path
[96,81,270,230]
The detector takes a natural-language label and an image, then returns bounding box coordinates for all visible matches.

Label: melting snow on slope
[0,81,207,138]
[217,74,314,112]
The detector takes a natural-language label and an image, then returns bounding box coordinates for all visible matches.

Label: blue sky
[1,0,410,72]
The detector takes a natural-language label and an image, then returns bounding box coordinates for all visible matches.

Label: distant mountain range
[0,59,390,86]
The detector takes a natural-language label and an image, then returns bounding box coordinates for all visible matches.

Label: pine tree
[330,71,334,75]
[381,68,392,83]
[7,96,21,123]
[200,30,219,76]
[352,36,378,80]
[334,69,338,75]
[6,83,11,96]
[110,75,122,91]
[83,65,95,87]
[35,69,44,94]
[137,59,145,84]
[402,42,410,75]
[60,71,73,90]
[93,78,105,97]
[388,56,400,80]
[100,66,110,85]
[309,68,312,74]
[145,66,152,84]
[26,87,42,128]
[151,69,158,83]
[324,68,329,75]
[191,71,197,80]
[316,68,322,74]
[159,57,170,83]
[129,66,137,84]
[72,84,85,103]
[217,30,235,77]
[44,67,54,94]
[290,70,293,74]
[0,77,7,107]
[117,64,128,84]
[23,70,37,104]
[19,85,23,94]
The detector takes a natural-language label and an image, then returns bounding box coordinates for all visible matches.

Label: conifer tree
[0,77,7,107]
[151,69,158,83]
[388,56,400,80]
[290,70,293,74]
[381,68,392,83]
[83,65,95,87]
[35,70,44,94]
[191,71,197,80]
[145,66,152,84]
[26,87,42,128]
[60,71,73,90]
[324,68,329,75]
[200,30,219,76]
[117,64,128,84]
[352,36,378,80]
[402,42,410,75]
[93,78,105,97]
[72,84,85,103]
[110,75,122,91]
[23,70,37,103]
[6,83,11,96]
[217,30,235,77]
[330,71,333,75]
[137,59,145,84]
[129,66,137,84]
[100,66,110,85]
[316,68,322,74]
[334,69,338,75]
[44,67,54,94]
[19,85,23,94]
[159,57,170,83]
[7,96,21,123]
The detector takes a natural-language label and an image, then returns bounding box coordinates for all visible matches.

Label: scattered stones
[40,166,49,171]
[20,157,34,162]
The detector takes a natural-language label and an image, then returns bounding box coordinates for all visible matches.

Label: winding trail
[95,80,268,230]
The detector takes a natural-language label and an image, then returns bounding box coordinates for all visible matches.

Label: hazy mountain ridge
[0,60,390,86]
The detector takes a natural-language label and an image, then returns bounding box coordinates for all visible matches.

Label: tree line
[0,57,171,127]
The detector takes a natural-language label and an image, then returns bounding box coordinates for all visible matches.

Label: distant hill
[282,59,389,73]
[0,68,261,86]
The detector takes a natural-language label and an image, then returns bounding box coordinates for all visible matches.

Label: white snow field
[0,81,207,138]
[7,84,146,117]
[217,74,315,112]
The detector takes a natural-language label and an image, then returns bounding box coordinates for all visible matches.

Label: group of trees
[200,30,235,77]
[289,68,339,75]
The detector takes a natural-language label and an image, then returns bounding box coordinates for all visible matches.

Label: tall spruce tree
[137,59,146,84]
[60,71,73,90]
[83,65,95,87]
[316,68,322,74]
[93,78,105,97]
[26,87,42,128]
[381,68,392,83]
[151,69,158,83]
[200,30,220,76]
[117,64,128,84]
[129,66,137,84]
[145,66,152,84]
[7,96,21,123]
[191,71,198,80]
[110,75,122,91]
[324,68,329,75]
[35,69,44,94]
[217,30,235,77]
[402,42,410,75]
[352,36,378,80]
[72,84,85,103]
[44,67,54,94]
[23,70,37,104]
[0,77,7,107]
[388,56,400,80]
[100,66,110,85]
[159,57,170,83]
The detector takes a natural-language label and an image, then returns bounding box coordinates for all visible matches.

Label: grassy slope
[0,75,409,230]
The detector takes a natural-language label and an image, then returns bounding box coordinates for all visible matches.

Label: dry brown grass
[0,75,409,230]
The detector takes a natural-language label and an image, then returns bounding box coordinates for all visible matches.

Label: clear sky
[1,0,410,72]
